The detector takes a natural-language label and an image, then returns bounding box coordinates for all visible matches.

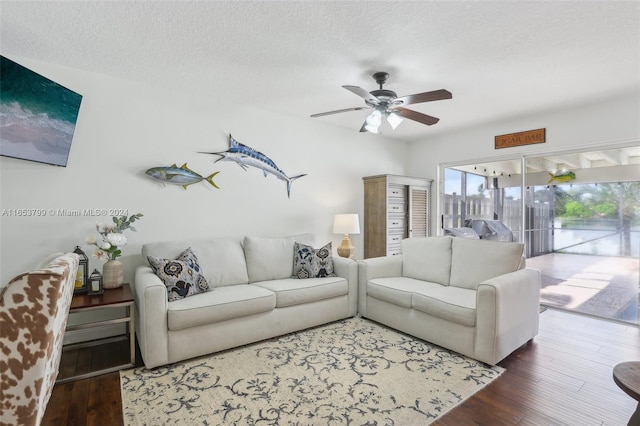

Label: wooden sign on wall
[495,128,545,149]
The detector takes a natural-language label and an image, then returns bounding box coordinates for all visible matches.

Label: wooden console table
[57,284,135,383]
[613,361,640,426]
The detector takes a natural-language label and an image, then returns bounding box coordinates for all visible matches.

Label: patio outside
[443,169,640,325]
[527,252,639,324]
[528,182,639,324]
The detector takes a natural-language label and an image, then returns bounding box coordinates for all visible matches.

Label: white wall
[3,58,638,285]
[0,57,409,284]
[406,94,640,232]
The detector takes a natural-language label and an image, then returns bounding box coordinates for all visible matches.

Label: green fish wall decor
[548,170,576,183]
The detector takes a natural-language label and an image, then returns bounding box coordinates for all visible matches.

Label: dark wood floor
[43,309,640,425]
[436,309,639,426]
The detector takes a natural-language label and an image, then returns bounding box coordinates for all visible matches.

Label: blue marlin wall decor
[200,134,306,198]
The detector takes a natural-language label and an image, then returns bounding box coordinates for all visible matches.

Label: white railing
[443,194,551,250]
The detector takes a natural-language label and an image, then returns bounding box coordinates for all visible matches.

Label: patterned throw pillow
[292,242,336,279]
[147,247,210,302]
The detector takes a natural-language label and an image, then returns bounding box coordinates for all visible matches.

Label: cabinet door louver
[363,175,432,258]
[410,187,429,237]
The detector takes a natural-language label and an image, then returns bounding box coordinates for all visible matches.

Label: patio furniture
[613,361,640,426]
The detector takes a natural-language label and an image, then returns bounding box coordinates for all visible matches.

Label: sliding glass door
[525,182,640,257]
[442,161,522,242]
[439,144,640,324]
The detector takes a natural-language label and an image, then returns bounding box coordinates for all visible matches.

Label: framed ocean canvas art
[0,56,83,167]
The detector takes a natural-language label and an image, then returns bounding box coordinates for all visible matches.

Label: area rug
[120,317,503,425]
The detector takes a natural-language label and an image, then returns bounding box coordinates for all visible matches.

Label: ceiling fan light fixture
[364,122,381,133]
[364,109,383,133]
[310,72,452,133]
[386,111,403,129]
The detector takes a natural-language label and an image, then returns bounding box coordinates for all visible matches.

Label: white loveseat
[133,234,357,368]
[357,236,540,365]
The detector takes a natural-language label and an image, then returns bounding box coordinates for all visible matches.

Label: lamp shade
[386,111,404,129]
[333,214,360,234]
[364,109,383,133]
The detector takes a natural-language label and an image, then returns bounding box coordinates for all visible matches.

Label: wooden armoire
[363,174,433,258]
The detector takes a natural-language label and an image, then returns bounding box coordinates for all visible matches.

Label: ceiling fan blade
[394,107,440,125]
[343,85,380,104]
[395,89,452,106]
[359,120,368,133]
[310,107,369,118]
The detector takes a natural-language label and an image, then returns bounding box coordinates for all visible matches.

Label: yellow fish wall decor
[548,170,576,183]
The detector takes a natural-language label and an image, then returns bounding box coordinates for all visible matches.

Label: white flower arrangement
[86,213,143,261]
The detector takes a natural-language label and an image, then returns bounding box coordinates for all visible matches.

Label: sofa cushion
[143,238,249,287]
[292,242,336,279]
[253,276,347,308]
[243,234,314,283]
[147,248,210,302]
[167,285,276,331]
[401,236,452,285]
[449,238,524,290]
[412,286,477,327]
[367,277,444,308]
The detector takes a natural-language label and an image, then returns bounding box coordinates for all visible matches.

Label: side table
[57,284,135,383]
[613,361,640,426]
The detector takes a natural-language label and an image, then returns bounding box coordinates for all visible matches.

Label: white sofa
[357,236,540,365]
[133,234,358,368]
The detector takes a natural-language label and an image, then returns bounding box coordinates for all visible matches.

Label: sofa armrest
[475,268,541,364]
[356,256,403,315]
[133,266,170,368]
[357,256,403,280]
[332,255,353,279]
[333,256,358,315]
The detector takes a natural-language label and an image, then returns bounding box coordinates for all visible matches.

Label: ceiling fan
[311,72,452,134]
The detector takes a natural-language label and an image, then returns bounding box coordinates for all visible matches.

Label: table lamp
[333,214,360,258]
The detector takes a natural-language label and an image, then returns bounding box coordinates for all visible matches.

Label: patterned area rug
[120,317,503,425]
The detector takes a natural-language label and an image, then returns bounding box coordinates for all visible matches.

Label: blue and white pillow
[292,242,336,279]
[147,247,209,302]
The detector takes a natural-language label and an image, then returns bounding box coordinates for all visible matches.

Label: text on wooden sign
[495,128,546,149]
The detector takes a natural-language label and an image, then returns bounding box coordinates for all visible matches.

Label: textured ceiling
[1,1,639,143]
